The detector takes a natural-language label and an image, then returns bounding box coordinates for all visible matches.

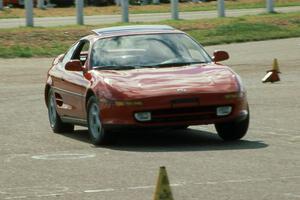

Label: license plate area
[171,97,199,108]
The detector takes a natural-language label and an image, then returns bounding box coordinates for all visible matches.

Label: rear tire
[87,96,114,145]
[47,88,74,133]
[215,110,249,141]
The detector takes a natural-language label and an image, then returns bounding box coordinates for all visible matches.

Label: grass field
[0,12,299,58]
[0,0,299,19]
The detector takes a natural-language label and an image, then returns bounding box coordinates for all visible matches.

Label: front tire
[87,96,113,145]
[215,110,249,141]
[173,125,189,130]
[47,88,74,133]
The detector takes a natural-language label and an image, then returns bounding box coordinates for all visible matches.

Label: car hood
[94,64,239,99]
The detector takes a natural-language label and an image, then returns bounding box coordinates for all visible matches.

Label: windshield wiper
[147,61,206,68]
[93,66,138,70]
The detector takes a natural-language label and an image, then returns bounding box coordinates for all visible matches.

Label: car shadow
[63,127,268,152]
[62,129,91,144]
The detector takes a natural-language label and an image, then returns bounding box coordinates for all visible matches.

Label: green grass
[0,12,300,58]
[0,1,300,19]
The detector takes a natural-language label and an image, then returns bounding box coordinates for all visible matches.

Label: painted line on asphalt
[290,136,300,140]
[127,185,154,190]
[84,188,115,193]
[4,152,97,163]
[36,193,63,198]
[80,175,300,195]
[5,196,27,200]
[284,193,300,198]
[170,183,185,187]
[1,186,69,199]
[31,153,96,160]
[2,176,300,199]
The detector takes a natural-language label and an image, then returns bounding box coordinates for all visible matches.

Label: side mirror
[65,60,83,72]
[213,50,229,62]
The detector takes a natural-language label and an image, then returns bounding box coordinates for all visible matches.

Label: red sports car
[45,25,249,145]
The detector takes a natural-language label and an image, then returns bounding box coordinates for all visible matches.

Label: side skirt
[61,116,88,127]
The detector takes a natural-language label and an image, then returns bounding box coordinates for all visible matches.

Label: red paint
[84,72,92,81]
[45,26,248,128]
[94,65,238,99]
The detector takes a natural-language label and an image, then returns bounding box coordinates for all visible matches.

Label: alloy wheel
[88,103,102,139]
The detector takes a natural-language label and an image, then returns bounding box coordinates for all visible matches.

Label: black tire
[87,96,114,145]
[173,125,189,130]
[215,110,249,141]
[47,89,74,133]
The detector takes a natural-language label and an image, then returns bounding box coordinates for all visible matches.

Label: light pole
[76,0,84,25]
[25,0,34,27]
[152,0,160,4]
[0,0,3,10]
[37,0,45,9]
[218,0,225,17]
[171,0,179,20]
[266,0,274,13]
[121,0,129,23]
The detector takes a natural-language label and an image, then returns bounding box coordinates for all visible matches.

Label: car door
[59,40,91,121]
[51,41,80,117]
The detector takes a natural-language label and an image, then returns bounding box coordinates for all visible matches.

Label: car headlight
[224,93,240,99]
[225,74,246,99]
[235,74,246,97]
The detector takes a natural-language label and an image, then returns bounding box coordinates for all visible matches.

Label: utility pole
[121,0,129,23]
[217,0,225,17]
[171,0,179,20]
[152,0,160,4]
[0,0,3,10]
[25,0,34,27]
[76,0,84,25]
[266,0,274,13]
[37,0,45,9]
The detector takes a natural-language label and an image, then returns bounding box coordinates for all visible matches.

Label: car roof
[91,25,182,37]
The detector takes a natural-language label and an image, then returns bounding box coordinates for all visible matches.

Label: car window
[91,33,212,69]
[72,40,90,66]
[62,42,80,66]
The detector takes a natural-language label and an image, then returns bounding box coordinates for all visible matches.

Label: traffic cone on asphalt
[153,167,174,200]
[262,58,281,83]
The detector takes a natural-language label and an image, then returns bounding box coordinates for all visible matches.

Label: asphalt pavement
[0,38,300,199]
[0,6,300,28]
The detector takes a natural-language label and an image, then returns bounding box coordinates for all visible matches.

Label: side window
[79,42,90,65]
[62,42,80,66]
[72,40,90,66]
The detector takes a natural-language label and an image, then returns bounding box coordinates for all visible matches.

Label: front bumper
[99,92,248,128]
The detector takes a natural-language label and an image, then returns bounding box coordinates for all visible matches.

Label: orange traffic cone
[262,58,281,83]
[153,167,174,200]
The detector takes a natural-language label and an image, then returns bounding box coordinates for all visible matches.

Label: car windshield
[91,33,212,70]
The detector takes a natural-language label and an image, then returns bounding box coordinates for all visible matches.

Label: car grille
[150,106,223,123]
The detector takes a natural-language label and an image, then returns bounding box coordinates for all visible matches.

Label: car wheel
[173,125,189,130]
[47,89,74,133]
[87,96,113,145]
[215,109,249,141]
